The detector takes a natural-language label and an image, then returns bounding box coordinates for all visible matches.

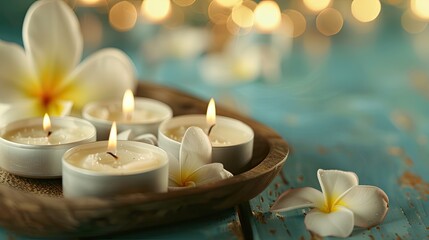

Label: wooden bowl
[0,82,289,237]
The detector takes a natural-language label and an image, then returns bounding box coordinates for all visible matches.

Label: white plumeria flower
[168,127,232,188]
[0,0,135,126]
[271,169,389,238]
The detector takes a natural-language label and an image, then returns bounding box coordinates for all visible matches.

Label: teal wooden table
[1,1,429,239]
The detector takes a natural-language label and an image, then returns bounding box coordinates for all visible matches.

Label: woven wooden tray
[0,82,289,237]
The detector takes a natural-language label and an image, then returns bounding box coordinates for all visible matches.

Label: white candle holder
[0,117,96,178]
[158,114,254,174]
[82,97,172,140]
[62,141,169,198]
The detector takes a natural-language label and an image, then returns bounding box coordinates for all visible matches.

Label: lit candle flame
[122,89,135,121]
[107,121,117,155]
[206,98,216,126]
[43,113,51,133]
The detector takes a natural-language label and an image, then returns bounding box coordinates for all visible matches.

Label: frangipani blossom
[168,127,232,188]
[271,169,389,238]
[0,0,135,126]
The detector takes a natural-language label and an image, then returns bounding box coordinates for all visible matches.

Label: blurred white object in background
[200,38,261,86]
[142,26,210,65]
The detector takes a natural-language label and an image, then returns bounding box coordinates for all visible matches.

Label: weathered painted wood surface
[131,31,429,239]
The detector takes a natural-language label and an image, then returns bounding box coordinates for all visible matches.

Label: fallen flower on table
[270,169,389,238]
[168,127,232,189]
[0,0,135,126]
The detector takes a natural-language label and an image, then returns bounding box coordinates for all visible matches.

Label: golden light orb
[351,0,381,23]
[216,0,243,8]
[141,0,172,23]
[77,0,103,6]
[283,9,306,38]
[303,0,331,12]
[173,0,196,7]
[316,8,343,36]
[208,0,231,24]
[109,1,137,31]
[231,4,254,28]
[411,0,429,20]
[254,1,282,33]
[402,9,427,34]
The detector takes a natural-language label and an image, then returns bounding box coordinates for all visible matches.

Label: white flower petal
[167,153,181,187]
[179,127,212,174]
[304,206,355,238]
[133,134,158,145]
[187,163,231,186]
[168,182,196,191]
[168,180,182,188]
[106,48,136,80]
[270,187,325,212]
[0,41,35,102]
[317,169,359,205]
[0,100,39,127]
[0,104,12,128]
[337,185,389,228]
[222,169,234,178]
[48,100,73,117]
[4,101,40,122]
[117,130,158,145]
[23,0,82,78]
[61,48,136,110]
[0,99,72,127]
[117,129,133,140]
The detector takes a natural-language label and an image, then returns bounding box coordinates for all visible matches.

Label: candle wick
[47,131,52,137]
[107,151,118,159]
[207,124,216,136]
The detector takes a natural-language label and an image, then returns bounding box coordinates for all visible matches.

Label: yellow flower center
[179,169,197,187]
[320,194,345,213]
[23,65,70,116]
[39,90,55,109]
[180,179,196,187]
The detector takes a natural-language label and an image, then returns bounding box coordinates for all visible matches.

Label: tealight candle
[158,99,254,174]
[0,115,96,178]
[82,89,173,140]
[63,122,168,198]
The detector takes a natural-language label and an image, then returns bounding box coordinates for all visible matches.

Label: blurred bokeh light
[109,1,137,31]
[351,0,381,23]
[254,1,281,32]
[141,0,171,23]
[316,8,343,36]
[303,0,331,12]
